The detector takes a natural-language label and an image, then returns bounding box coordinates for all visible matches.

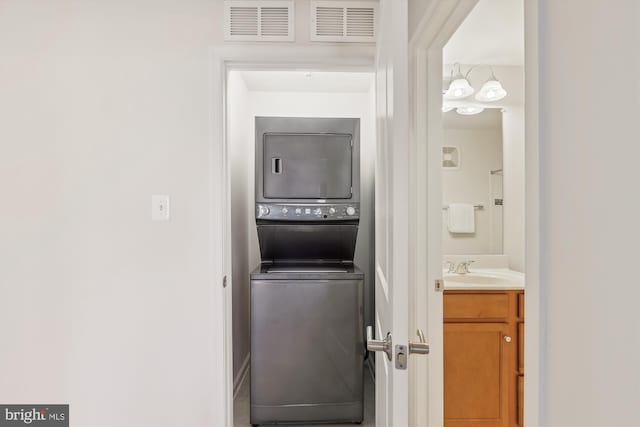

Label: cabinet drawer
[444,293,510,321]
[518,293,525,319]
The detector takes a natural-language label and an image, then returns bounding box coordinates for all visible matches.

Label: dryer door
[262,133,353,199]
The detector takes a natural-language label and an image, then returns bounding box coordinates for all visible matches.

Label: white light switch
[152,195,170,221]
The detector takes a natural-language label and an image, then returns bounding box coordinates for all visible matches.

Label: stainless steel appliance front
[255,117,360,204]
[250,266,364,424]
[250,117,364,426]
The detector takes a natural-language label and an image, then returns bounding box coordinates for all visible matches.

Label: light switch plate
[152,195,170,221]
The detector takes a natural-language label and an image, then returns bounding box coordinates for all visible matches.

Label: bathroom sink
[443,269,525,289]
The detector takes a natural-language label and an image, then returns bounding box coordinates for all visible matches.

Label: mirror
[442,108,503,254]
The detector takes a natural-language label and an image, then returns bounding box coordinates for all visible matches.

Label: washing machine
[250,117,364,425]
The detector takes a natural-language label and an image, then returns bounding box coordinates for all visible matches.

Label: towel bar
[442,204,484,210]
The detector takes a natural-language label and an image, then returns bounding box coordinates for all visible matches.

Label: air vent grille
[316,7,345,37]
[229,6,259,37]
[224,1,294,41]
[260,7,290,36]
[442,146,460,169]
[346,7,375,37]
[311,1,377,42]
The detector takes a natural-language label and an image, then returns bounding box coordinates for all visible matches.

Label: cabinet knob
[504,335,512,343]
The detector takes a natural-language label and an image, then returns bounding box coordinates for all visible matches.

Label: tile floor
[234,369,375,426]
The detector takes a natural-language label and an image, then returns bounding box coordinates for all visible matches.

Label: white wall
[0,2,373,426]
[227,72,252,385]
[442,127,503,254]
[538,1,640,425]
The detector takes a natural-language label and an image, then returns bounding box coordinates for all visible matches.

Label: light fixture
[456,106,485,115]
[444,63,474,100]
[475,73,507,102]
[442,64,508,115]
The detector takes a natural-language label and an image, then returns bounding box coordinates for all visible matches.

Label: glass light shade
[475,79,507,102]
[442,105,454,112]
[444,78,474,99]
[456,106,485,115]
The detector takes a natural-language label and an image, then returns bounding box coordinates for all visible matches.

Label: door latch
[395,345,407,369]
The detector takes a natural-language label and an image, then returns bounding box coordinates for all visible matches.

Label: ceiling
[443,0,524,66]
[238,71,374,93]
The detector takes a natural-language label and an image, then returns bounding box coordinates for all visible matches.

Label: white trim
[209,47,232,427]
[523,0,540,425]
[408,0,541,426]
[408,2,480,425]
[212,45,374,427]
[233,354,251,400]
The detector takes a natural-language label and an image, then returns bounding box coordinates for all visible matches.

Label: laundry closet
[226,70,377,426]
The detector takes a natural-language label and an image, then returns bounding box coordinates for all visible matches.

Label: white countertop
[443,268,525,290]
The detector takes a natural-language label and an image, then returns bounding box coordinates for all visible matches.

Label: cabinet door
[444,322,513,427]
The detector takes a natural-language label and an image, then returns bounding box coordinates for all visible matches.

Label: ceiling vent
[224,1,294,42]
[442,146,460,169]
[310,1,377,43]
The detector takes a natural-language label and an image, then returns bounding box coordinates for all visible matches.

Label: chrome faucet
[454,260,475,274]
[444,260,455,273]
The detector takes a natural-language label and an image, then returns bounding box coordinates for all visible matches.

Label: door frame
[210,45,375,427]
[408,1,541,426]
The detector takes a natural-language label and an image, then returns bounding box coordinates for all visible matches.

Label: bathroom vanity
[443,288,525,427]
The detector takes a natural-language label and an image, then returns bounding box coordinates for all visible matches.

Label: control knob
[258,205,270,217]
[329,207,336,215]
[281,207,289,214]
[314,208,323,216]
[346,206,356,216]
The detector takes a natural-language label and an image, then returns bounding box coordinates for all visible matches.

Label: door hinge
[223,275,228,288]
[435,279,444,292]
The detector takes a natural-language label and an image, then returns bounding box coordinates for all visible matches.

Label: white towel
[447,203,475,233]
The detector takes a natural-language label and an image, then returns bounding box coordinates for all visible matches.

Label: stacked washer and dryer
[250,117,365,426]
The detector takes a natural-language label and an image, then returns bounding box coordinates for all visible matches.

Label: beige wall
[538,0,640,425]
[0,2,374,426]
[442,65,526,270]
[503,106,525,272]
[442,127,503,254]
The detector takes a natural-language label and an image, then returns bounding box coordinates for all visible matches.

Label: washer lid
[256,222,359,262]
[250,263,363,280]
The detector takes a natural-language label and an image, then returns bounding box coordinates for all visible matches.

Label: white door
[371,0,414,425]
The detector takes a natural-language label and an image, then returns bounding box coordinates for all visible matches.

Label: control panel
[256,203,360,221]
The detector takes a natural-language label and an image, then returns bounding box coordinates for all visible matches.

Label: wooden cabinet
[444,290,524,427]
